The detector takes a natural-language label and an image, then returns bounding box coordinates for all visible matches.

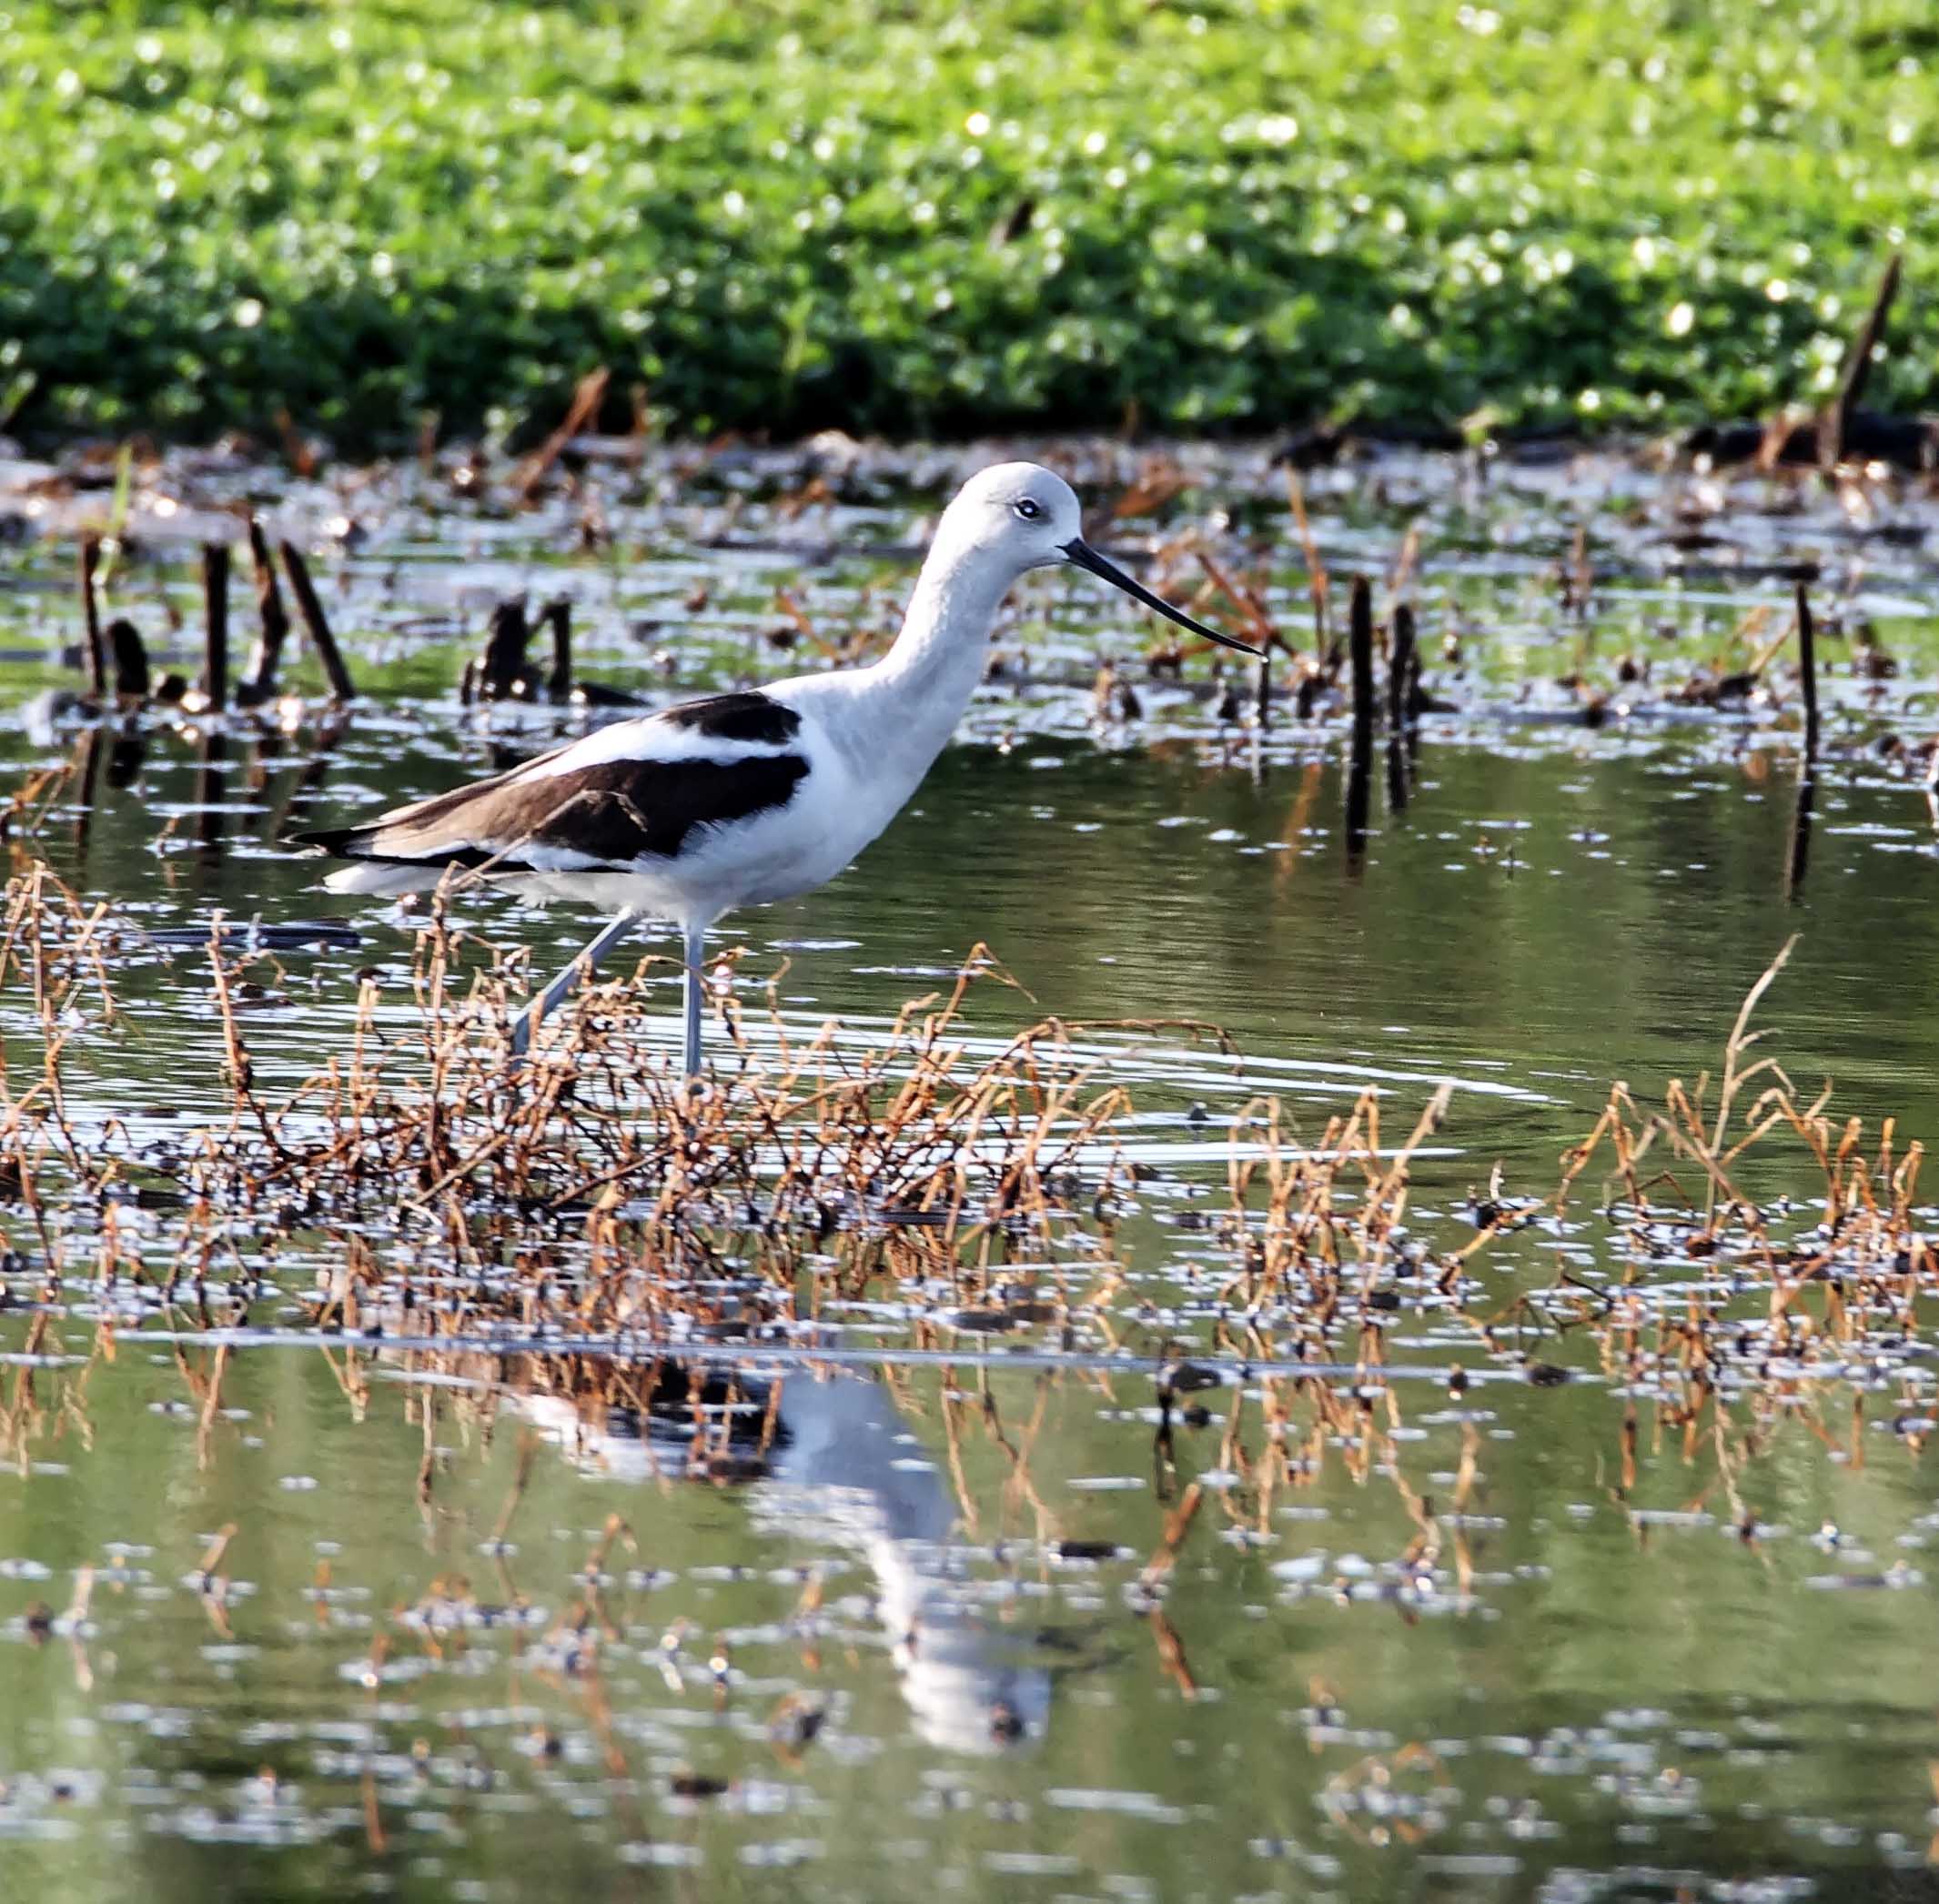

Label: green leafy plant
[0,1,1930,446]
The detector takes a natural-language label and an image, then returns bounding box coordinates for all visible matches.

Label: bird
[292,461,1260,1079]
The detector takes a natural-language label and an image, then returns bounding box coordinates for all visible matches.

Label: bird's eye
[1013,497,1043,521]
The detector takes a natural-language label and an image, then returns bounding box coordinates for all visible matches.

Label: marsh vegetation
[1,433,1938,1899]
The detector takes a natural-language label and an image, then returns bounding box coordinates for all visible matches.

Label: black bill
[1063,538,1263,657]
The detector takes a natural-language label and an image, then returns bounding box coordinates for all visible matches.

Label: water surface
[2,438,1938,1901]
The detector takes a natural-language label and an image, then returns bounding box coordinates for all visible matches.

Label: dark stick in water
[243,518,291,702]
[1786,581,1820,902]
[197,730,228,851]
[1796,581,1819,764]
[200,541,230,712]
[1388,602,1417,731]
[1345,575,1374,866]
[1349,573,1376,742]
[72,726,102,861]
[278,540,358,702]
[77,536,106,699]
[480,598,531,700]
[106,619,149,700]
[541,598,572,700]
[106,713,146,790]
[1385,727,1409,817]
[1784,769,1815,902]
[1385,590,1417,813]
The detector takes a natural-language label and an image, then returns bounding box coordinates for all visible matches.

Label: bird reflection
[510,1364,1052,1755]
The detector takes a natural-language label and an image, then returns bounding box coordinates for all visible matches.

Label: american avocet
[295,462,1257,1077]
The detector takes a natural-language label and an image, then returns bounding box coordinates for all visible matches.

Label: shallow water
[7,1343,1939,1904]
[2,438,1939,1900]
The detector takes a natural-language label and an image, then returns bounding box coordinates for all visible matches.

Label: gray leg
[511,910,637,1056]
[682,921,707,1080]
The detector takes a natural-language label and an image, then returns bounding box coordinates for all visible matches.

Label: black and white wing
[292,691,810,881]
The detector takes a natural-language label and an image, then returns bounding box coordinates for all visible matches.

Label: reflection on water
[3,1332,1939,1902]
[4,439,1939,1899]
[514,1365,1052,1757]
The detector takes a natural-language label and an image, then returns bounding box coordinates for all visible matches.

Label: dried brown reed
[0,858,1217,1323]
[1545,937,1927,1319]
[0,859,1928,1516]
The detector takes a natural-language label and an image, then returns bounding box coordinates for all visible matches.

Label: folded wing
[292,691,811,877]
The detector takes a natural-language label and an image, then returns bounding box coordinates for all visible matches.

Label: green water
[3,442,1939,1900]
[5,1341,1938,1904]
[3,718,1937,1901]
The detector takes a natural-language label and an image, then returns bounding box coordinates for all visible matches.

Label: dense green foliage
[0,0,1934,444]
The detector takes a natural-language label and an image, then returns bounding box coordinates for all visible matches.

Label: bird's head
[936,460,1261,655]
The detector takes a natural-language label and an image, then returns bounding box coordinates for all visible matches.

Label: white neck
[826,537,1015,799]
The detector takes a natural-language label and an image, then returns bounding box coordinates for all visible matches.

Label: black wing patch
[296,753,809,870]
[657,691,803,747]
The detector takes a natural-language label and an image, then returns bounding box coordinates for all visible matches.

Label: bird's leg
[510,909,638,1058]
[682,922,708,1082]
